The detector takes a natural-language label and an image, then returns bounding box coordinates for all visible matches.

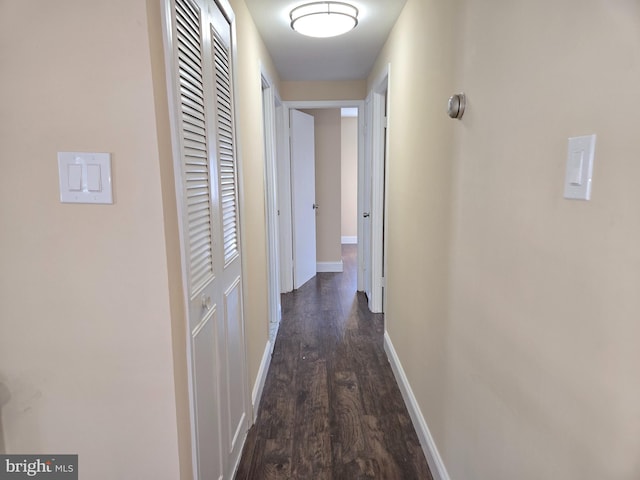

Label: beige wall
[447,1,640,478]
[341,117,358,239]
[282,80,366,101]
[0,0,278,478]
[371,0,640,479]
[367,0,457,461]
[0,1,183,478]
[302,110,343,264]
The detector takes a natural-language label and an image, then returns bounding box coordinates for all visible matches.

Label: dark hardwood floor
[235,245,432,479]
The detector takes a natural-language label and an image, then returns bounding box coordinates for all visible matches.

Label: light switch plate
[58,152,113,204]
[564,134,596,200]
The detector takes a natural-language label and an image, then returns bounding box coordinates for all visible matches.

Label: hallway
[235,245,432,479]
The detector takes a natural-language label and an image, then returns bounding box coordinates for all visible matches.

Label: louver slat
[212,30,238,265]
[176,0,214,292]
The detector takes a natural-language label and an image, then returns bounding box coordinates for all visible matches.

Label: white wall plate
[58,152,113,204]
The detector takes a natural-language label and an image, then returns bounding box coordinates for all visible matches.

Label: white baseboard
[316,261,343,273]
[251,339,273,422]
[384,331,451,480]
[341,235,357,244]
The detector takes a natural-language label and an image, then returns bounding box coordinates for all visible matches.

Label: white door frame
[368,64,391,313]
[279,100,365,293]
[260,67,282,346]
[276,104,294,293]
[359,95,372,295]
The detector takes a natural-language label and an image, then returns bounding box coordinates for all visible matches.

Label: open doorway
[264,95,387,316]
[297,108,343,276]
[277,101,364,293]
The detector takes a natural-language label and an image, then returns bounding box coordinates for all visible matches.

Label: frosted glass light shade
[290,2,359,38]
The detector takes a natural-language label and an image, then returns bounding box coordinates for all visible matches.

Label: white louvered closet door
[167,0,248,478]
[208,3,248,478]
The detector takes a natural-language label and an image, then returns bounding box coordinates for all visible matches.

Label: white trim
[316,261,344,272]
[229,442,244,480]
[368,64,390,313]
[276,104,294,293]
[251,339,273,422]
[341,235,357,244]
[384,332,451,480]
[261,67,282,344]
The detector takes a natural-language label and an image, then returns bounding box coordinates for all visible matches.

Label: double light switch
[58,152,113,204]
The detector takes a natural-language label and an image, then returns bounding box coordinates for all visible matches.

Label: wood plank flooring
[235,245,432,479]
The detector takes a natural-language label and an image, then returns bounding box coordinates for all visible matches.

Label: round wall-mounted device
[447,93,466,119]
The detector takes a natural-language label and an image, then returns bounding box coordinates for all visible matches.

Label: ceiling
[243,0,408,81]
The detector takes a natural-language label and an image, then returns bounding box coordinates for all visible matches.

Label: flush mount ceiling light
[290,2,359,38]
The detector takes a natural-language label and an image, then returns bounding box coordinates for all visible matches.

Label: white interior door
[290,109,317,289]
[165,0,248,478]
[209,6,248,476]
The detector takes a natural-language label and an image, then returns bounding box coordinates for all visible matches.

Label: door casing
[260,70,282,347]
[368,65,391,314]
